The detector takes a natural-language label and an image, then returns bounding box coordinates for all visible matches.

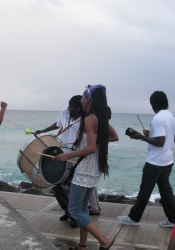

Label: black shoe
[70,219,78,228]
[60,214,69,221]
[89,209,100,215]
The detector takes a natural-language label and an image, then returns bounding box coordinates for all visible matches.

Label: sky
[0,0,175,114]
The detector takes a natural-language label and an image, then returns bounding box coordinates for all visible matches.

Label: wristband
[140,135,144,141]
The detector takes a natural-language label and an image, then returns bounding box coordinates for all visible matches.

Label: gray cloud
[0,0,175,114]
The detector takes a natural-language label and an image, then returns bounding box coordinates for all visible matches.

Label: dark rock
[18,181,33,190]
[0,181,166,207]
[98,194,137,204]
[21,188,46,196]
[0,181,18,192]
[18,181,53,196]
[42,188,55,196]
[152,198,162,207]
[98,193,154,206]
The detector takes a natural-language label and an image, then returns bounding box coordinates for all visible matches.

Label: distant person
[168,225,175,250]
[118,91,175,227]
[88,106,112,215]
[35,95,85,228]
[0,101,7,125]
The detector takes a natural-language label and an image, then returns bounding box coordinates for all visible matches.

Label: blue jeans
[68,183,94,228]
[129,162,175,223]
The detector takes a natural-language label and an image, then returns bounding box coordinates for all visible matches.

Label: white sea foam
[126,193,161,203]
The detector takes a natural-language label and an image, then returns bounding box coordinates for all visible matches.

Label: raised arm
[0,102,7,125]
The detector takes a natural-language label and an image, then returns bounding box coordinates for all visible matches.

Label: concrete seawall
[0,191,172,249]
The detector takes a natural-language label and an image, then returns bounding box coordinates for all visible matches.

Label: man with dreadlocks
[118,91,175,228]
[54,85,119,250]
[35,95,85,228]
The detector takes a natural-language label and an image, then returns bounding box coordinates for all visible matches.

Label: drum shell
[38,146,76,185]
[17,133,62,188]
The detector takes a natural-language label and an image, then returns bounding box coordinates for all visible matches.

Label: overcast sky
[1,0,175,114]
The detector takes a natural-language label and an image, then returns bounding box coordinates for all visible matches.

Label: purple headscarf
[83,84,106,99]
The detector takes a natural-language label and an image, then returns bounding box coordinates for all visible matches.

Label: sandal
[99,239,114,250]
[69,244,86,250]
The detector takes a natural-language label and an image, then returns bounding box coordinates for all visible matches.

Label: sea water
[0,110,175,202]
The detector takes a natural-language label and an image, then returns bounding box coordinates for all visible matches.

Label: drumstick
[56,123,74,137]
[36,152,78,163]
[25,128,35,135]
[137,115,145,130]
[56,127,63,137]
[62,142,74,145]
[36,152,54,158]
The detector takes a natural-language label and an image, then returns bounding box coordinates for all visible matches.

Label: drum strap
[63,155,86,185]
[56,118,80,137]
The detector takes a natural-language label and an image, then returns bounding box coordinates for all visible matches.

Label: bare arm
[130,132,165,147]
[108,123,119,142]
[0,102,7,125]
[54,116,97,161]
[34,122,59,134]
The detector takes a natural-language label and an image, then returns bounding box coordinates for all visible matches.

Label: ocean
[0,110,175,202]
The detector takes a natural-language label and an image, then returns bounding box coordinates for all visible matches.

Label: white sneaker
[118,216,139,225]
[159,219,174,228]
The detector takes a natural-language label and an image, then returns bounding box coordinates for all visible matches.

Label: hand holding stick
[36,152,77,163]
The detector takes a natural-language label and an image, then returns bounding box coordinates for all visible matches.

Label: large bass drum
[38,146,76,186]
[17,133,62,188]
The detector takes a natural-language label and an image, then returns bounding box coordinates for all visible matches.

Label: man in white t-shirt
[35,95,84,228]
[118,91,175,227]
[56,107,81,148]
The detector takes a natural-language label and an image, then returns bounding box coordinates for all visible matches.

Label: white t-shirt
[146,110,175,166]
[56,107,81,148]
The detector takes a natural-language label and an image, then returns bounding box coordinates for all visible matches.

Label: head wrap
[83,84,106,99]
[69,95,82,107]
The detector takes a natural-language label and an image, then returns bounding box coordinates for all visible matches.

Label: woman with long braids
[54,85,119,250]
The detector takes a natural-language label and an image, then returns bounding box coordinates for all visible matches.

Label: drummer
[0,101,8,125]
[34,95,85,228]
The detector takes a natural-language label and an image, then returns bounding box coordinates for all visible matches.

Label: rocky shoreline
[0,180,162,207]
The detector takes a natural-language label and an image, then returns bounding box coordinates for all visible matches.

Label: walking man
[118,91,175,227]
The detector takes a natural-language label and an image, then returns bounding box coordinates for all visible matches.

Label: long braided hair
[76,87,109,176]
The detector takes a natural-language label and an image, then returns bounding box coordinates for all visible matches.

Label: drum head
[39,146,67,184]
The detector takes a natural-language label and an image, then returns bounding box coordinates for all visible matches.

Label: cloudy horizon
[1,0,175,114]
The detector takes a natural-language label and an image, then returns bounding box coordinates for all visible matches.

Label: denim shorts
[68,183,94,228]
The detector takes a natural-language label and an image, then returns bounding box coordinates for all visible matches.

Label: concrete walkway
[0,191,172,250]
[0,195,58,250]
